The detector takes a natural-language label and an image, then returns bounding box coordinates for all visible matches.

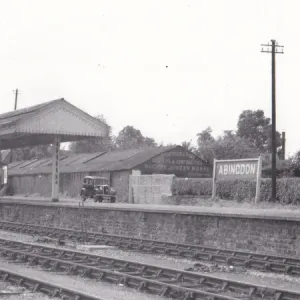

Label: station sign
[212,157,262,203]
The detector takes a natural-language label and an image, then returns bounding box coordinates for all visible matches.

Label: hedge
[171,178,300,204]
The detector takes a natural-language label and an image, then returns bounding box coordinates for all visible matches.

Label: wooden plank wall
[9,171,111,198]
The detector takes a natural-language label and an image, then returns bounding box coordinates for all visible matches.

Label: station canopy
[0,98,108,150]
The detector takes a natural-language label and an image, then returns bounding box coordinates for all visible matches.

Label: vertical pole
[255,156,262,204]
[14,89,18,111]
[9,89,19,164]
[282,131,286,160]
[212,159,217,198]
[128,174,132,203]
[0,141,2,185]
[261,40,283,201]
[51,135,60,202]
[271,40,277,202]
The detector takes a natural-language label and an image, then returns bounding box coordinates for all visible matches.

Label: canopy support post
[51,135,60,202]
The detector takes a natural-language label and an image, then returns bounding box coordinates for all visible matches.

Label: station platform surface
[1,195,300,221]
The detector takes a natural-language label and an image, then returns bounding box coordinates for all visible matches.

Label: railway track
[0,220,299,277]
[0,268,103,300]
[0,238,298,300]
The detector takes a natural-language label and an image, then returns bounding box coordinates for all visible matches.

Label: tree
[196,127,214,145]
[196,127,216,164]
[291,150,300,177]
[196,128,259,166]
[12,145,52,161]
[181,141,196,152]
[69,115,114,153]
[237,110,282,152]
[213,134,259,162]
[115,125,157,150]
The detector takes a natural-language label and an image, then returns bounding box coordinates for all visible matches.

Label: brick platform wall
[0,202,299,257]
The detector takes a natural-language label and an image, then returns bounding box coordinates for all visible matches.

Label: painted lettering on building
[138,148,212,178]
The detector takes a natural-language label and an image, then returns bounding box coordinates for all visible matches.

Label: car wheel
[110,197,116,203]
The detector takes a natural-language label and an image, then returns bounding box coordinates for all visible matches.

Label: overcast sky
[0,0,297,156]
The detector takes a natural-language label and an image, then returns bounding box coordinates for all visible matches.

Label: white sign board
[212,157,262,203]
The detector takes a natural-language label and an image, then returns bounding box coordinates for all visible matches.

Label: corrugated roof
[8,160,24,169]
[21,158,51,169]
[7,146,178,176]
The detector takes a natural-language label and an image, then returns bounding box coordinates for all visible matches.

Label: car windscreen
[94,179,108,185]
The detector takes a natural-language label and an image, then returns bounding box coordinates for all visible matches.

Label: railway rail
[0,268,103,300]
[0,220,300,277]
[0,238,298,300]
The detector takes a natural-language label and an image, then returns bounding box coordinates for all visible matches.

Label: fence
[129,174,175,204]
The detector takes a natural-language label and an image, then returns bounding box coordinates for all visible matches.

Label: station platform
[0,195,300,221]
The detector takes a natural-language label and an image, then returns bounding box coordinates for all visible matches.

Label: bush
[171,178,212,196]
[171,177,300,204]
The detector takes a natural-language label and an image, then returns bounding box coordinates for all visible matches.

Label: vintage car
[80,176,116,203]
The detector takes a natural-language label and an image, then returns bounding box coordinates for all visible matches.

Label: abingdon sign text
[215,160,258,180]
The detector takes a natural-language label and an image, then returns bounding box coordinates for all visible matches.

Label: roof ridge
[0,98,64,120]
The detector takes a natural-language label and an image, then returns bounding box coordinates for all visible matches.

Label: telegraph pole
[13,89,18,111]
[261,40,284,202]
[282,131,286,160]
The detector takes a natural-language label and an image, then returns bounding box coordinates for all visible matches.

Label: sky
[0,0,298,156]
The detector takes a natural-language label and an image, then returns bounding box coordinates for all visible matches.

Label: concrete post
[51,135,60,202]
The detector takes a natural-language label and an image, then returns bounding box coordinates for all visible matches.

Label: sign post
[255,156,263,203]
[212,157,262,202]
[212,159,217,198]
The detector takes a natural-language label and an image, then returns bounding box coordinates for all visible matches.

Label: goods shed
[7,145,212,202]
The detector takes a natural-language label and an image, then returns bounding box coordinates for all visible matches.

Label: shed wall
[9,171,110,199]
[110,171,130,203]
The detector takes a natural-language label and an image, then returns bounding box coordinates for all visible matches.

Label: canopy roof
[0,98,107,150]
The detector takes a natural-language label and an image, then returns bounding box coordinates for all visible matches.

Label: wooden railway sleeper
[221,282,228,291]
[248,287,257,296]
[41,259,51,269]
[50,261,60,272]
[32,283,40,292]
[243,260,250,268]
[28,256,38,266]
[79,268,91,278]
[137,281,147,292]
[51,289,60,297]
[64,265,77,275]
[17,278,24,286]
[16,254,28,263]
[118,275,128,286]
[160,286,169,297]
[263,262,272,271]
[285,265,292,274]
[183,291,194,300]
